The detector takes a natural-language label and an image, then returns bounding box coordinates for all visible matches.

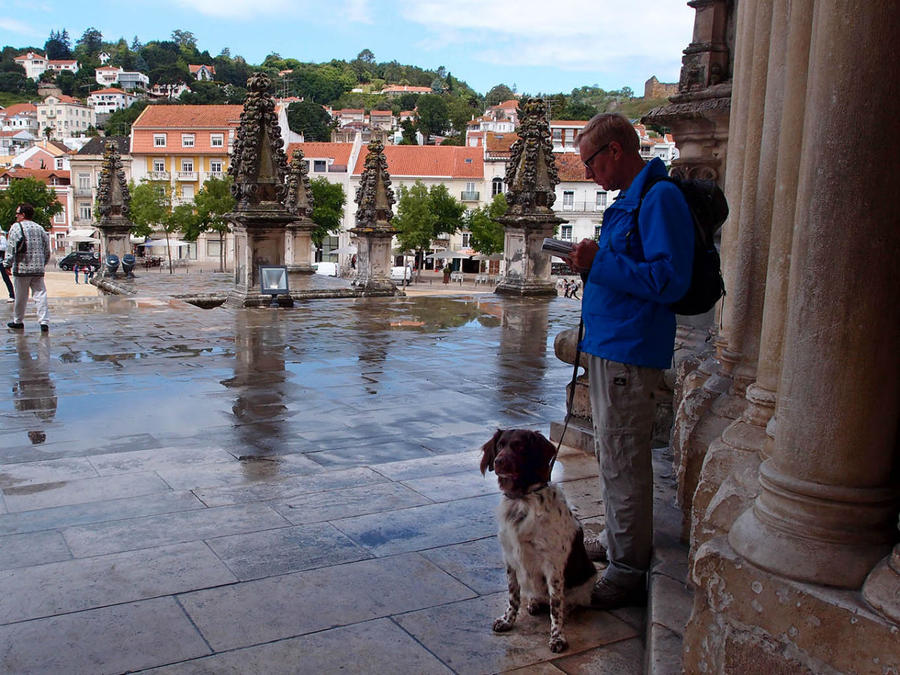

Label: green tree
[0,178,63,230]
[399,119,418,145]
[179,81,228,104]
[102,100,148,136]
[54,70,76,96]
[44,30,72,60]
[75,27,103,59]
[416,94,449,144]
[485,84,515,106]
[466,193,507,255]
[189,176,235,271]
[129,180,178,273]
[308,177,345,247]
[428,184,465,237]
[286,101,335,142]
[393,181,437,264]
[171,30,198,51]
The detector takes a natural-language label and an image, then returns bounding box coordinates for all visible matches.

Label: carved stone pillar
[351,138,398,294]
[93,141,133,279]
[284,149,316,285]
[226,73,295,307]
[495,98,562,297]
[863,517,900,624]
[729,2,900,589]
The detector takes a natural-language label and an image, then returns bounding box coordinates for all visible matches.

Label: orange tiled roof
[14,52,44,60]
[554,153,591,182]
[96,65,119,71]
[549,120,588,127]
[491,99,520,110]
[0,103,37,117]
[189,64,216,75]
[336,109,364,115]
[485,132,518,153]
[353,145,483,178]
[90,88,128,95]
[382,85,431,94]
[0,167,70,182]
[47,59,77,66]
[285,143,354,168]
[33,141,72,157]
[131,105,242,154]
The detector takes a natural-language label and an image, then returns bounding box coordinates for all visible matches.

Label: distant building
[148,83,190,99]
[380,85,432,97]
[644,75,678,99]
[13,52,47,80]
[94,66,149,91]
[0,165,72,249]
[0,103,39,137]
[36,95,96,140]
[188,64,216,81]
[87,88,138,116]
[0,130,37,156]
[45,59,78,74]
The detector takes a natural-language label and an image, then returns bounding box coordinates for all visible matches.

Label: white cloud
[401,0,693,73]
[0,18,44,37]
[169,0,298,19]
[343,0,372,23]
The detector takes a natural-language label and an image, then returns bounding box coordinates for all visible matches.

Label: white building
[0,103,39,136]
[69,136,132,232]
[87,88,138,115]
[46,59,78,74]
[13,52,47,80]
[94,66,149,91]
[37,95,96,140]
[188,64,216,81]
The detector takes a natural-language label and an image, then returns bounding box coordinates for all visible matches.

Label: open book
[541,238,574,257]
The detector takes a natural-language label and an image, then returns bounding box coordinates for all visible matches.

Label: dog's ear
[480,429,503,475]
[532,431,558,468]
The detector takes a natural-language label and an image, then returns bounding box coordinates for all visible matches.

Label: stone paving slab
[0,292,674,672]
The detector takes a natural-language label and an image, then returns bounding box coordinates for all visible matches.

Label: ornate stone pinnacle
[504,97,560,215]
[285,150,314,219]
[228,72,289,208]
[354,138,395,231]
[97,140,130,219]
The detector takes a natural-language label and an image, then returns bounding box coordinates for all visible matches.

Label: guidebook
[541,238,575,256]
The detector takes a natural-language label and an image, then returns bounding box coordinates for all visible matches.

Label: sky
[1,0,695,96]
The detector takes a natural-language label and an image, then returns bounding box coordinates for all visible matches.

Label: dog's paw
[526,599,550,615]
[492,617,515,633]
[549,635,568,653]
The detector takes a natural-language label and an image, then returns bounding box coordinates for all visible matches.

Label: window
[153,158,165,173]
[491,177,504,196]
[209,160,223,174]
[596,191,607,210]
[462,233,471,247]
[210,133,224,147]
[552,129,562,143]
[181,184,194,201]
[181,134,195,148]
[313,160,326,172]
[181,159,194,172]
[79,204,92,220]
[54,209,66,224]
[207,238,222,257]
[561,225,573,240]
[594,225,602,240]
[563,191,574,209]
[466,182,476,193]
[78,173,91,189]
[55,159,63,169]
[154,134,166,147]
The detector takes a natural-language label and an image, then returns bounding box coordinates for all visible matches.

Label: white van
[391,266,412,282]
[314,262,339,277]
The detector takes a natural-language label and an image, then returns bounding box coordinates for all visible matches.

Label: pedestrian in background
[74,263,80,284]
[0,226,14,303]
[4,203,51,333]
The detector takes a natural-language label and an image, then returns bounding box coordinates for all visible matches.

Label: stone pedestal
[351,229,395,293]
[494,218,561,297]
[284,223,315,286]
[95,217,131,279]
[228,208,296,307]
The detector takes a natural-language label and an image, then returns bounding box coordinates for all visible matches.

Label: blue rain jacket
[580,158,694,369]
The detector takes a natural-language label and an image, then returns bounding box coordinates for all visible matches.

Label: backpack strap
[633,175,673,225]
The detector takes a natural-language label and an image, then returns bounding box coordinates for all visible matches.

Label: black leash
[550,313,584,474]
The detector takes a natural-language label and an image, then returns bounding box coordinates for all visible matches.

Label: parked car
[58,251,100,271]
[390,265,412,282]
[313,261,338,277]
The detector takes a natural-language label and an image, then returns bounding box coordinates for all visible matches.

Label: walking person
[0,226,14,302]
[4,203,51,333]
[74,263,80,284]
[566,113,694,610]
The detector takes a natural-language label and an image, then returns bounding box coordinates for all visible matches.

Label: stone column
[494,98,562,297]
[93,141,133,280]
[351,138,399,294]
[284,150,316,285]
[729,2,900,588]
[226,73,295,307]
[688,0,791,552]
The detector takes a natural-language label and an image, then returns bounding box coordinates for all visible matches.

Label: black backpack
[637,175,728,315]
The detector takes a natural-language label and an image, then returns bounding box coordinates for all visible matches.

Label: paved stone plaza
[0,287,687,673]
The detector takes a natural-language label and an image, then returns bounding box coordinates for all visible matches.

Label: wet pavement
[0,290,654,673]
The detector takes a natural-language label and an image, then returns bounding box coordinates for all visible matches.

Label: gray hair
[575,113,639,155]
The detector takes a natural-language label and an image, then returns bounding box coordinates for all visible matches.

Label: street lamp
[259,265,289,307]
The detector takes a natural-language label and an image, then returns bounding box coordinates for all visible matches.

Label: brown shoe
[584,534,608,563]
[590,577,647,610]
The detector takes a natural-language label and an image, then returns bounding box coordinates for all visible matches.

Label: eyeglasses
[582,143,612,169]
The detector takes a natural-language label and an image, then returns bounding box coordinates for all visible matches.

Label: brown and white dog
[480,428,597,653]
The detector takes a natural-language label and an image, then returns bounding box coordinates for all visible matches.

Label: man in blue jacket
[568,113,693,609]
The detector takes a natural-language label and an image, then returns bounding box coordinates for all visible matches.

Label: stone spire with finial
[228,72,289,209]
[285,149,314,219]
[97,140,130,220]
[503,97,560,216]
[353,138,395,231]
